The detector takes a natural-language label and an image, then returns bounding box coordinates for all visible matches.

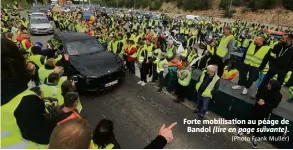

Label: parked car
[48,32,125,92]
[29,17,54,35]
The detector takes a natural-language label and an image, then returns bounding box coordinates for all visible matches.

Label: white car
[29,17,54,35]
[61,7,70,13]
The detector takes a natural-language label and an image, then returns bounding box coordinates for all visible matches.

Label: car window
[30,18,49,24]
[66,39,104,56]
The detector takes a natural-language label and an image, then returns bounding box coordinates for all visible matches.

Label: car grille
[87,70,123,85]
[37,28,48,30]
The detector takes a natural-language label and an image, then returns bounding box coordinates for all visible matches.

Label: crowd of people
[1,3,293,149]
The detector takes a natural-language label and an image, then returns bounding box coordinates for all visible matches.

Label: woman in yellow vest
[151,42,162,83]
[174,62,192,103]
[92,119,120,149]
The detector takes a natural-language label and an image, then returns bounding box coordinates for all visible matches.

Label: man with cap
[210,26,235,77]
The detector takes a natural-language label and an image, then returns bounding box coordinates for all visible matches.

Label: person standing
[238,80,282,148]
[151,42,162,83]
[157,53,168,93]
[137,40,148,86]
[212,26,235,77]
[145,38,154,77]
[259,34,293,90]
[194,65,220,119]
[232,36,271,95]
[124,40,137,74]
[174,62,192,103]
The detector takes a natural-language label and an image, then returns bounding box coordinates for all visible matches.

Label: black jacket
[14,95,55,144]
[261,43,293,72]
[144,135,167,149]
[197,72,220,96]
[255,80,282,118]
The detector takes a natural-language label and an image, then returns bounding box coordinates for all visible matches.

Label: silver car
[29,17,54,35]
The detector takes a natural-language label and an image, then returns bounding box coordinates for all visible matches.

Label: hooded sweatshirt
[255,80,282,117]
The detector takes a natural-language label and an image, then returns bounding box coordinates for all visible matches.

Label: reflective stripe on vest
[244,43,270,68]
[138,48,147,63]
[178,69,192,86]
[216,35,234,58]
[1,90,47,149]
[195,70,220,98]
[38,67,54,84]
[289,86,293,99]
[57,76,67,88]
[107,40,114,52]
[146,44,154,57]
[242,39,250,48]
[261,63,270,75]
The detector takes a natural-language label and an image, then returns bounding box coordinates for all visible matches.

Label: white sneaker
[137,81,142,84]
[242,88,248,95]
[232,85,242,90]
[141,82,146,86]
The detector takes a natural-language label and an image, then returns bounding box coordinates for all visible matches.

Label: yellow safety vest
[187,36,196,48]
[180,49,188,58]
[91,141,114,149]
[146,44,154,57]
[261,63,270,75]
[244,43,270,68]
[21,20,28,28]
[166,46,174,59]
[242,39,250,48]
[137,47,147,63]
[57,76,67,88]
[157,59,168,73]
[195,70,220,98]
[29,55,43,68]
[273,71,292,85]
[216,35,234,58]
[1,90,47,149]
[289,86,293,99]
[269,40,279,49]
[20,39,31,52]
[178,69,192,86]
[107,40,114,52]
[222,66,238,80]
[187,52,197,63]
[40,84,63,104]
[207,45,214,55]
[38,67,54,84]
[152,49,161,64]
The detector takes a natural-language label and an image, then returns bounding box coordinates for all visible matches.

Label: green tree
[183,0,194,10]
[220,0,230,9]
[283,0,293,10]
[150,0,163,10]
[232,0,242,6]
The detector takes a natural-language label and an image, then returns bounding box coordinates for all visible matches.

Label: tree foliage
[283,0,293,10]
[183,0,210,10]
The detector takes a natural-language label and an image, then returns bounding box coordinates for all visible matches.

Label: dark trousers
[197,93,211,117]
[158,72,164,90]
[152,63,158,82]
[238,64,259,89]
[259,69,287,89]
[54,21,59,28]
[140,63,148,82]
[148,62,153,76]
[176,84,188,101]
[126,61,135,74]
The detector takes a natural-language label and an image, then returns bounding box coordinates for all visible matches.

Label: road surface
[23,11,274,149]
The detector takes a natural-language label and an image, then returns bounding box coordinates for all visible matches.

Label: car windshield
[66,39,104,55]
[31,13,44,17]
[30,18,49,24]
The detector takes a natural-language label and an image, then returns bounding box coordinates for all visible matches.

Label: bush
[223,8,235,18]
[232,0,242,6]
[183,0,210,10]
[283,0,293,10]
[183,0,194,10]
[220,0,230,9]
[150,0,163,10]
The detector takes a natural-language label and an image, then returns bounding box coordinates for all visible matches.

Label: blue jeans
[197,93,211,117]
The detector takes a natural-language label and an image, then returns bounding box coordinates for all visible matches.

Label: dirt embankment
[160,3,293,27]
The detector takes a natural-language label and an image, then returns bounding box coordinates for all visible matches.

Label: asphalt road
[22,11,274,148]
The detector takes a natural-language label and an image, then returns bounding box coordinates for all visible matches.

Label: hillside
[160,2,293,27]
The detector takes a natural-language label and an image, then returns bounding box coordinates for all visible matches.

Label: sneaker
[242,88,248,95]
[137,81,143,84]
[157,89,162,93]
[232,85,242,90]
[141,82,146,86]
[252,138,257,148]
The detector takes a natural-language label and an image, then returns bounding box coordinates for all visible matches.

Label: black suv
[48,32,125,91]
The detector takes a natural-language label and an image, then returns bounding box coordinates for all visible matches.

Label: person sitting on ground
[49,92,81,125]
